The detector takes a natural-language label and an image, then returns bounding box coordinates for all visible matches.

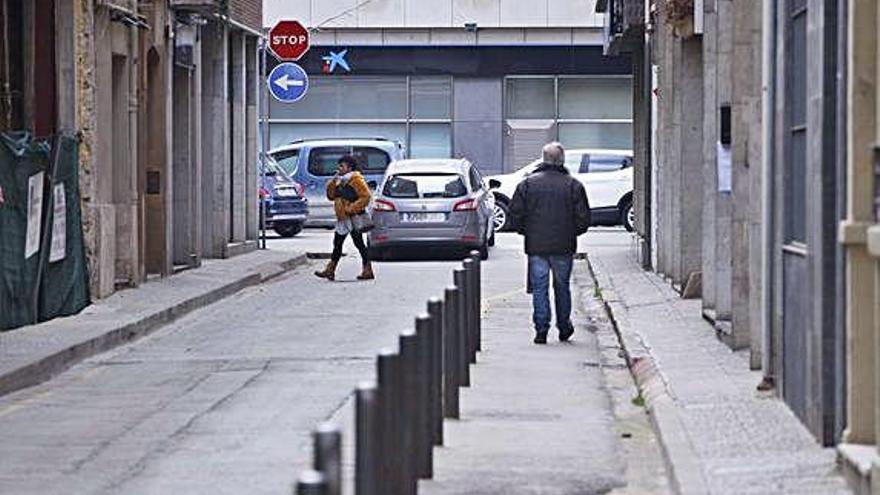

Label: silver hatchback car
[369,159,496,260]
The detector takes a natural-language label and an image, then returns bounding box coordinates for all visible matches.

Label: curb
[586,255,711,495]
[0,253,308,398]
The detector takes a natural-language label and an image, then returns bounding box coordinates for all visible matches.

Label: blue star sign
[268,62,309,103]
[322,50,351,73]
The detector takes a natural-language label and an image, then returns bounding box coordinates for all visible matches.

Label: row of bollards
[295,251,483,495]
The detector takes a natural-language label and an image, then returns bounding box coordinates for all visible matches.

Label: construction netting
[0,132,90,331]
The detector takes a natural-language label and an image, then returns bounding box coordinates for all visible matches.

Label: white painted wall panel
[264,0,598,28]
[500,0,548,26]
[405,0,453,26]
[312,0,359,28]
[549,0,594,27]
[360,0,406,27]
[452,0,501,27]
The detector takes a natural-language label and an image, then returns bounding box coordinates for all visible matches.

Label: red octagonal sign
[269,20,310,62]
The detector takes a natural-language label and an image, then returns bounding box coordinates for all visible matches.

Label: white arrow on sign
[274,74,306,91]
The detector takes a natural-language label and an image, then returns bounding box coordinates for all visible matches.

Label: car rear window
[272,149,300,176]
[383,174,468,199]
[308,146,392,176]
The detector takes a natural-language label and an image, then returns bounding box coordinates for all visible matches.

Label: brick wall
[230,0,262,32]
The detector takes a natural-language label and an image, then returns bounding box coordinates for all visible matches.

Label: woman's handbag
[350,212,375,233]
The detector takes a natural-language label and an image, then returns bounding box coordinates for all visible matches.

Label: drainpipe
[760,0,777,383]
[128,9,139,283]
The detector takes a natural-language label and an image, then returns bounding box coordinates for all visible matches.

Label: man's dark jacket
[508,163,591,255]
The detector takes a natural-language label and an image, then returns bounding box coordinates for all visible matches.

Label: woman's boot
[356,262,375,280]
[314,260,338,281]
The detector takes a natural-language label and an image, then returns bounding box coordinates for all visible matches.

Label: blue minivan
[269,138,405,227]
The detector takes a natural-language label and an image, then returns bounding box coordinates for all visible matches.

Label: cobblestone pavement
[585,231,852,495]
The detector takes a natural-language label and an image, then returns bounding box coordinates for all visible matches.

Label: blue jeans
[528,255,574,334]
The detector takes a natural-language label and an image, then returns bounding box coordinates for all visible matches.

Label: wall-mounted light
[464,22,478,32]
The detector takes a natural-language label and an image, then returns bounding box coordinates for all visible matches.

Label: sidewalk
[587,233,852,494]
[417,258,658,495]
[0,249,306,398]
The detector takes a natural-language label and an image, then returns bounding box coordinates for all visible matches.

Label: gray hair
[542,142,565,167]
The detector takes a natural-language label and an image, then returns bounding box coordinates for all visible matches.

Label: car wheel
[493,200,511,232]
[621,200,634,232]
[274,222,303,238]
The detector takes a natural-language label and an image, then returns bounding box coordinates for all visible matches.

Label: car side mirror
[367,180,378,189]
[488,179,501,189]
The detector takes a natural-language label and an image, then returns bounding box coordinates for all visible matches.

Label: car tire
[274,222,303,238]
[620,200,634,232]
[493,200,512,232]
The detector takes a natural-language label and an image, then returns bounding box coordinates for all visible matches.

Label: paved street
[0,230,646,494]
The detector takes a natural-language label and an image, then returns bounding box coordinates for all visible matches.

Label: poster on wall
[50,183,66,263]
[24,172,44,259]
[716,141,732,193]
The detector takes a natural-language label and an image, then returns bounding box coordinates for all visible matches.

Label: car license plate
[401,212,446,223]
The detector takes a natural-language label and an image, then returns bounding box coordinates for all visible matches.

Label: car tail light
[453,198,478,211]
[292,181,305,196]
[373,199,397,212]
[259,187,271,199]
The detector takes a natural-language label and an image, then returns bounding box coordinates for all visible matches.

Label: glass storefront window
[410,124,452,159]
[269,123,407,150]
[558,77,633,120]
[411,77,452,119]
[505,78,555,119]
[558,123,633,150]
[270,76,408,120]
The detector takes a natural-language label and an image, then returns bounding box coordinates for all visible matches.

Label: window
[308,147,349,176]
[558,78,633,120]
[352,147,392,174]
[410,124,452,158]
[270,76,407,120]
[411,77,452,119]
[468,167,483,191]
[271,148,300,176]
[564,152,590,174]
[505,78,555,119]
[383,174,467,198]
[586,154,631,173]
[558,122,633,150]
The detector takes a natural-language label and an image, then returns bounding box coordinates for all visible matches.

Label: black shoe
[559,326,575,342]
[533,332,548,345]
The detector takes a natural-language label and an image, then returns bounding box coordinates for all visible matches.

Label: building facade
[77,0,262,299]
[604,0,880,490]
[263,0,633,176]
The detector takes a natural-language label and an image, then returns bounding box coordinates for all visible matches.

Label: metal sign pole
[260,36,268,250]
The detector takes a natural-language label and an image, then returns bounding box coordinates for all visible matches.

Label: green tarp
[0,132,90,331]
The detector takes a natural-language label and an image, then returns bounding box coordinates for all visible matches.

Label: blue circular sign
[267,62,309,103]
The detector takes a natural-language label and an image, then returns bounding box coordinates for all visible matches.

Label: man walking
[509,142,591,344]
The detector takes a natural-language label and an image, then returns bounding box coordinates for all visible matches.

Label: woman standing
[314,155,375,281]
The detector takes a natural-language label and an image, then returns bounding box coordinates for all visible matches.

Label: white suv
[486,149,634,232]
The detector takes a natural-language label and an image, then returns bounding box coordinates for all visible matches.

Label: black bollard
[355,382,379,495]
[469,250,483,353]
[453,268,470,387]
[296,470,327,495]
[415,314,434,479]
[377,349,401,495]
[398,329,419,495]
[443,286,460,419]
[463,258,478,364]
[427,297,444,445]
[313,423,341,495]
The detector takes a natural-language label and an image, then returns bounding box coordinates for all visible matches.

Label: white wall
[263,0,604,29]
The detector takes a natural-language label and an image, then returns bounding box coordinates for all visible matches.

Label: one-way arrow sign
[267,62,309,103]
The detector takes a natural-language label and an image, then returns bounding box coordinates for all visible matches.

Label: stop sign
[268,20,310,61]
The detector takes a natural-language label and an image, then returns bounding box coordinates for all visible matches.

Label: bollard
[377,349,401,495]
[355,382,379,495]
[296,470,327,495]
[463,258,478,364]
[313,423,342,495]
[427,297,444,445]
[415,314,434,479]
[398,329,419,495]
[469,250,483,353]
[453,268,470,387]
[443,286,460,419]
